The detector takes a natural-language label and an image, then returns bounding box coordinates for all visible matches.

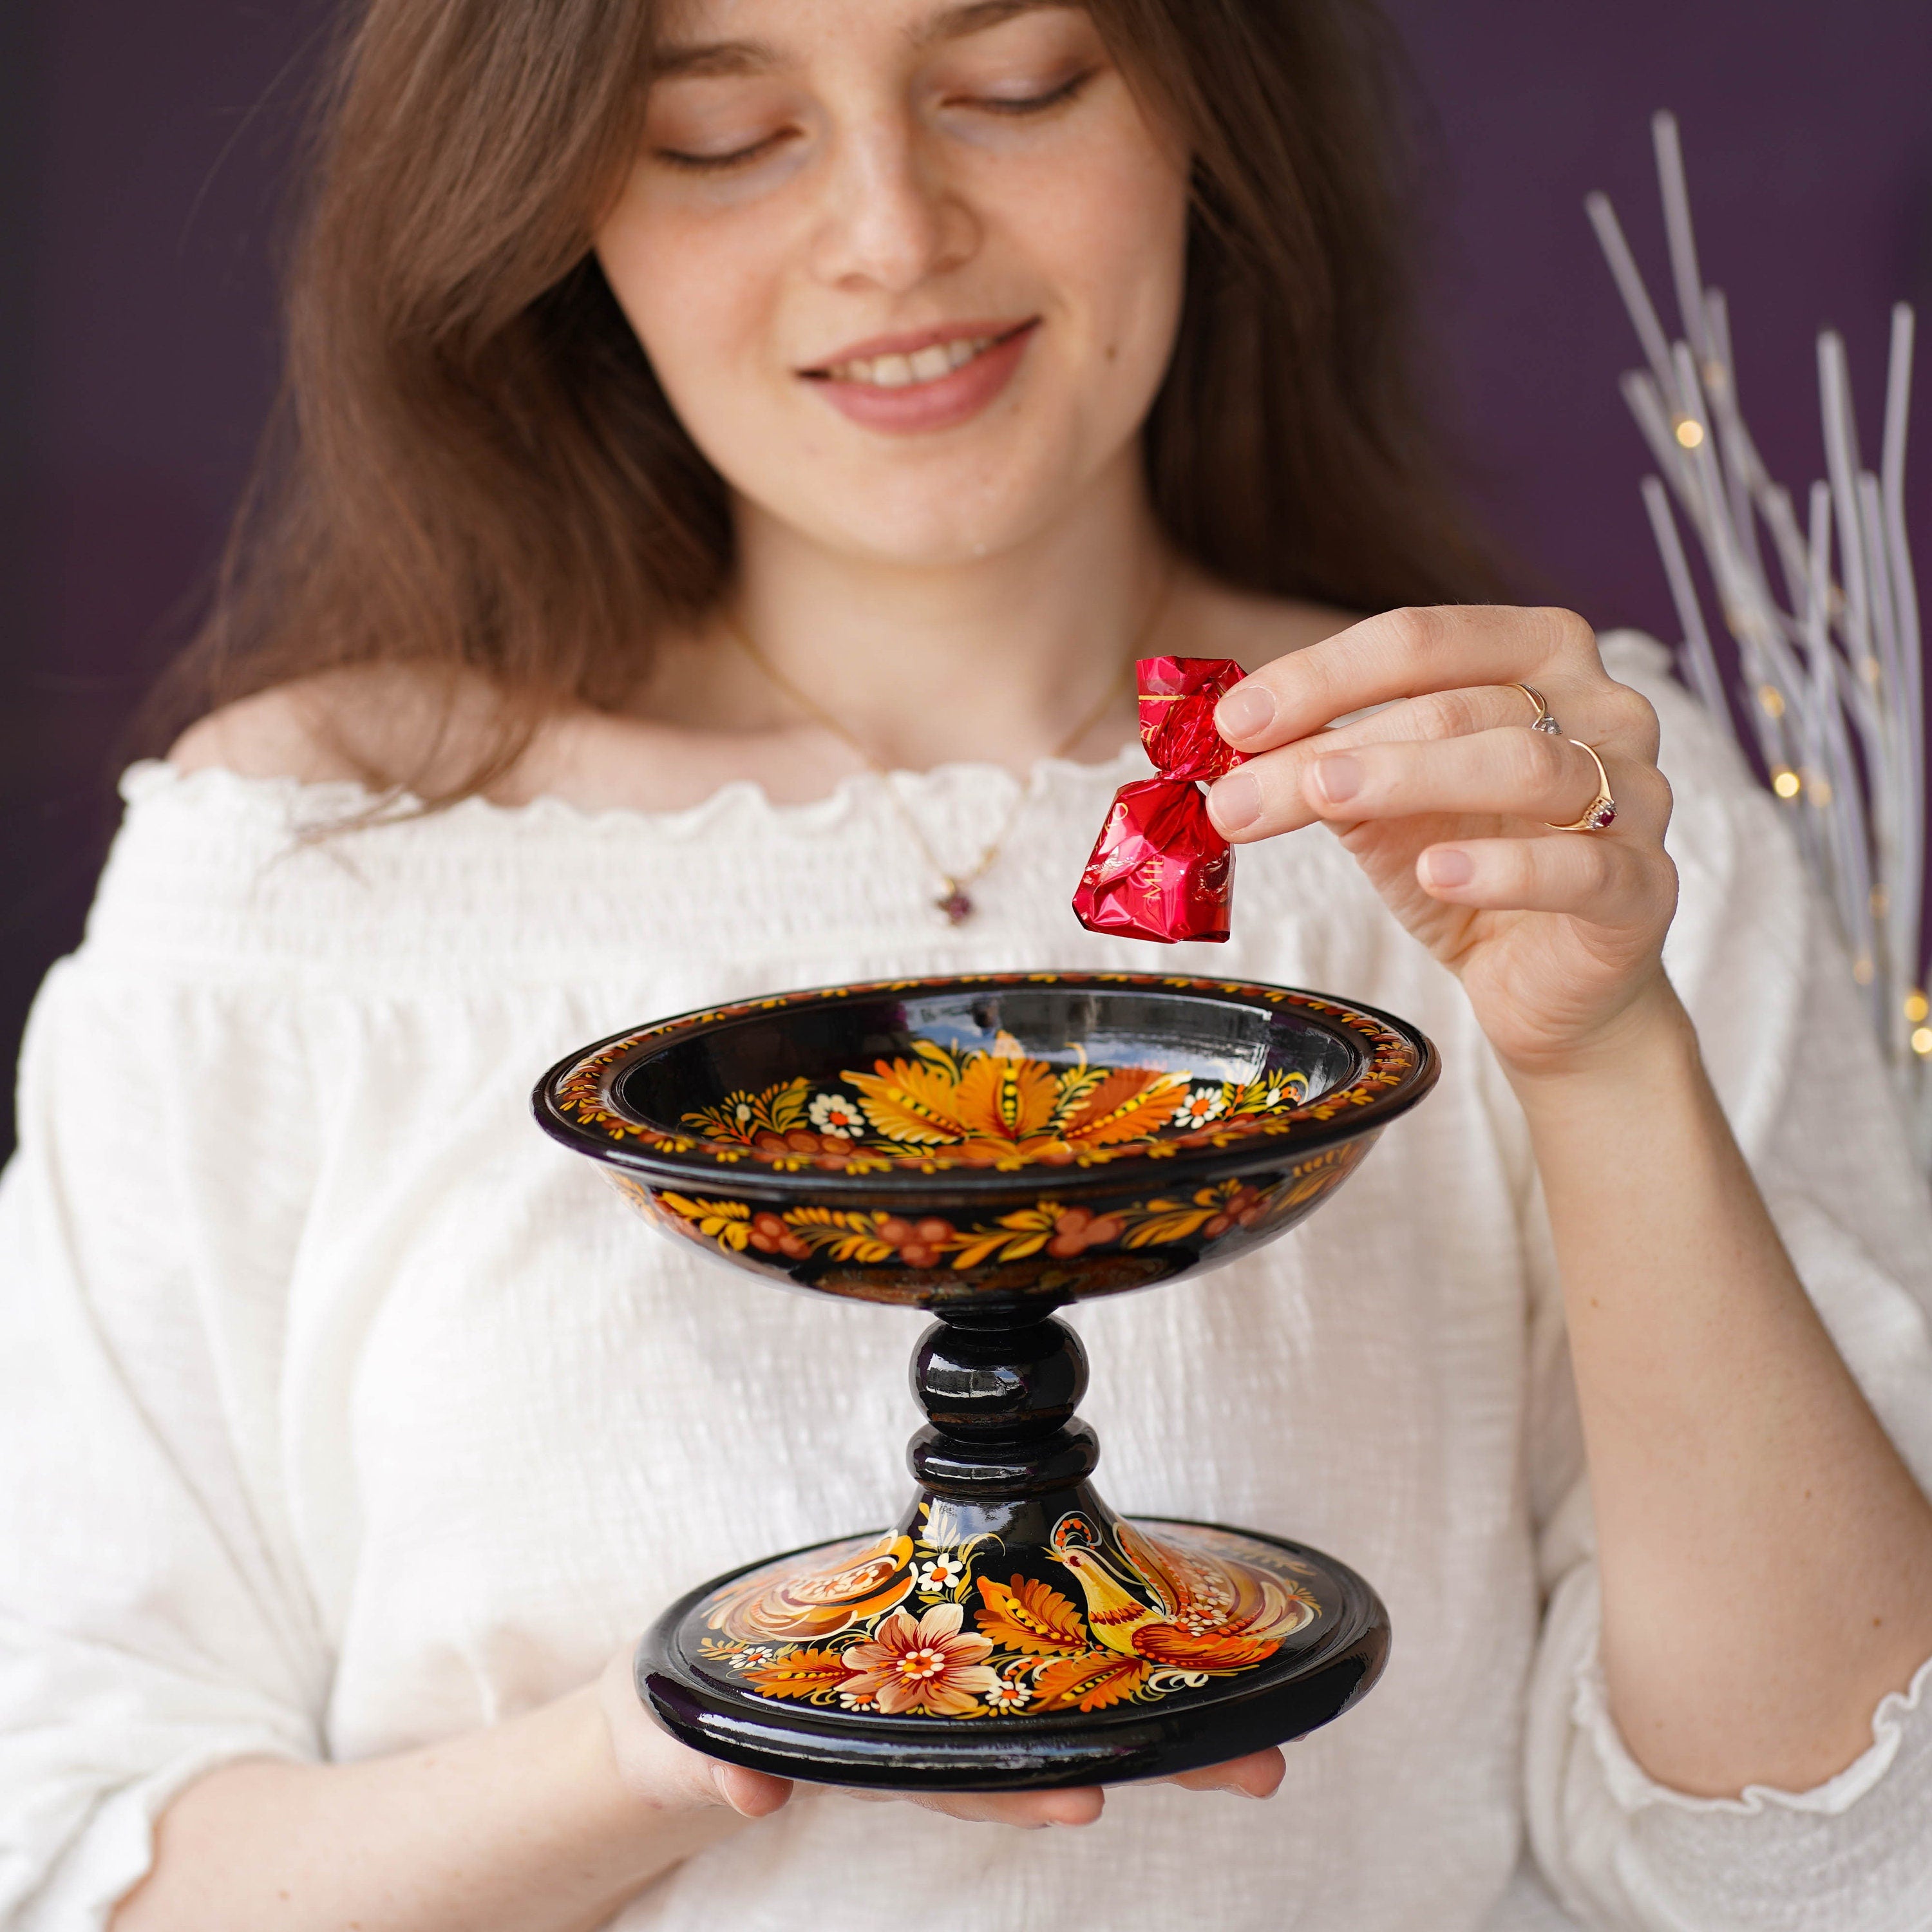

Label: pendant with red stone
[935,887,974,924]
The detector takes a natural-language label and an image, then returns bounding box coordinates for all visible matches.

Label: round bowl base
[638,1518,1389,1792]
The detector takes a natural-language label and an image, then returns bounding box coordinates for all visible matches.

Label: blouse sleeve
[1520,634,1932,1931]
[0,939,327,1927]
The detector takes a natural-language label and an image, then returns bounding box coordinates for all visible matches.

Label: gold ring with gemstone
[1512,681,1562,735]
[1546,740,1616,833]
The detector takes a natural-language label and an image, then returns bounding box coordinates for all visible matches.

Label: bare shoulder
[167,664,509,792]
[1183,578,1357,672]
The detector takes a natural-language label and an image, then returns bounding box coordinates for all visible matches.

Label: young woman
[5,1,1931,1927]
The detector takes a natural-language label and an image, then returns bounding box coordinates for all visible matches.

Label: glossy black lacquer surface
[641,1518,1389,1790]
[637,1302,1390,1788]
[534,972,1437,1312]
[535,974,1429,1788]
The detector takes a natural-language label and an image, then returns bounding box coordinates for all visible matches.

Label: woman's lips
[801,319,1039,435]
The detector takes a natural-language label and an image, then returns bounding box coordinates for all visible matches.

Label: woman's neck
[636,448,1166,775]
[500,461,1339,815]
[734,453,1167,771]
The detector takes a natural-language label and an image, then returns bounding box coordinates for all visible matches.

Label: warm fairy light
[1594,143,1930,1168]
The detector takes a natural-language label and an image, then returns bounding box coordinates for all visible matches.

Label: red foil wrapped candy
[1072,656,1248,943]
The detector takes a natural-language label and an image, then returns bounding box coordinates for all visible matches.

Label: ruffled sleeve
[0,790,328,1927]
[1520,634,1932,1931]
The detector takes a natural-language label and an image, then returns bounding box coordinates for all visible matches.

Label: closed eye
[962,67,1095,115]
[653,128,798,173]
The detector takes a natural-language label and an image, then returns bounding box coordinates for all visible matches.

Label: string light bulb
[1674,417,1705,449]
[1771,767,1802,799]
[1907,991,1931,1025]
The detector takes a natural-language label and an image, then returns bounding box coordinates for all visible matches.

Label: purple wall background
[5,2,1932,1154]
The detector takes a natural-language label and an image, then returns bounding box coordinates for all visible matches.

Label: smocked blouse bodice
[4,633,1931,1932]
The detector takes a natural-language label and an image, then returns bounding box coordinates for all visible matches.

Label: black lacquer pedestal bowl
[535,971,1437,1790]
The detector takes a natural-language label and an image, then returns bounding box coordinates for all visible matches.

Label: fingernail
[1207,770,1261,831]
[1312,753,1361,804]
[1421,847,1473,887]
[1216,684,1274,741]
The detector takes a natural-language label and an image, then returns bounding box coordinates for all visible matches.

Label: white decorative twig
[1589,113,1932,1167]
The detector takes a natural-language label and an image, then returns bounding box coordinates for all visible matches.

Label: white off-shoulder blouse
[3,632,1931,1932]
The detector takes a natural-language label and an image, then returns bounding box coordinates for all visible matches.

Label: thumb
[705,1757,796,1819]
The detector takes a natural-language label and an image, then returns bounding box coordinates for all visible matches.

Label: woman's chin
[735,446,1118,574]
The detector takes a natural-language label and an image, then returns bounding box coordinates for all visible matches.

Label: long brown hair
[155,0,1504,799]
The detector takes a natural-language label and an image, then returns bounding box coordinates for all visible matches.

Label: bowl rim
[532,971,1439,1202]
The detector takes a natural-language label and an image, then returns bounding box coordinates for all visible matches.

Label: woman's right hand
[596,1645,1287,1829]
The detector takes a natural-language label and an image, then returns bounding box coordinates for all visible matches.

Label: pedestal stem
[907,1311,1103,1500]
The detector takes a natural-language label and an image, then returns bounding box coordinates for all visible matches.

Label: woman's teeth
[826,336,993,387]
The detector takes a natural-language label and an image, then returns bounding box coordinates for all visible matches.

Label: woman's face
[596,0,1190,569]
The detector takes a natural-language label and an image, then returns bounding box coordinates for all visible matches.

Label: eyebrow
[651,1,1072,80]
[912,1,1070,48]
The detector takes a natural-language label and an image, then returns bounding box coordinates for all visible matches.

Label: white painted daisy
[915,1553,968,1593]
[808,1092,866,1139]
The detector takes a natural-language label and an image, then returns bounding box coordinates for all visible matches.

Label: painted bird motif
[1045,1513,1320,1674]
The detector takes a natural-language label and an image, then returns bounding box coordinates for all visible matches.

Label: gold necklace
[721,573,1173,924]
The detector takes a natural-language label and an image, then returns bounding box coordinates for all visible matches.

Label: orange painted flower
[837,1602,1001,1716]
[842,1038,1189,1170]
[708,1533,916,1644]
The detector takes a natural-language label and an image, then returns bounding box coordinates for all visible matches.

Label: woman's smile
[800,316,1040,431]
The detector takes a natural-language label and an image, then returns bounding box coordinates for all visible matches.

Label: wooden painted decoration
[534,972,1437,1786]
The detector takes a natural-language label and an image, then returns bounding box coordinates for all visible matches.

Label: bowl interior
[616,983,1365,1148]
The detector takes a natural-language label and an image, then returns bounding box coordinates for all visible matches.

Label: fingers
[1215,605,1605,752]
[822,1749,1290,1828]
[1166,1746,1286,1799]
[835,1783,1108,1828]
[927,1786,1108,1828]
[1416,829,1676,927]
[1210,723,1666,845]
[1318,729,1649,833]
[1206,676,1663,844]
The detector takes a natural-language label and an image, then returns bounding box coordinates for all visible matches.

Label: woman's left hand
[1207,605,1679,1077]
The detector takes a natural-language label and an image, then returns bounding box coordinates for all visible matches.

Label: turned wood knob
[911,1312,1087,1444]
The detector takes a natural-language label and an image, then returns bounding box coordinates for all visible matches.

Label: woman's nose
[807,117,978,294]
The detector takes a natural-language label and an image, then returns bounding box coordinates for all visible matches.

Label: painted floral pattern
[670,1032,1309,1175]
[609,1140,1368,1276]
[694,1506,1324,1720]
[547,971,1425,1175]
